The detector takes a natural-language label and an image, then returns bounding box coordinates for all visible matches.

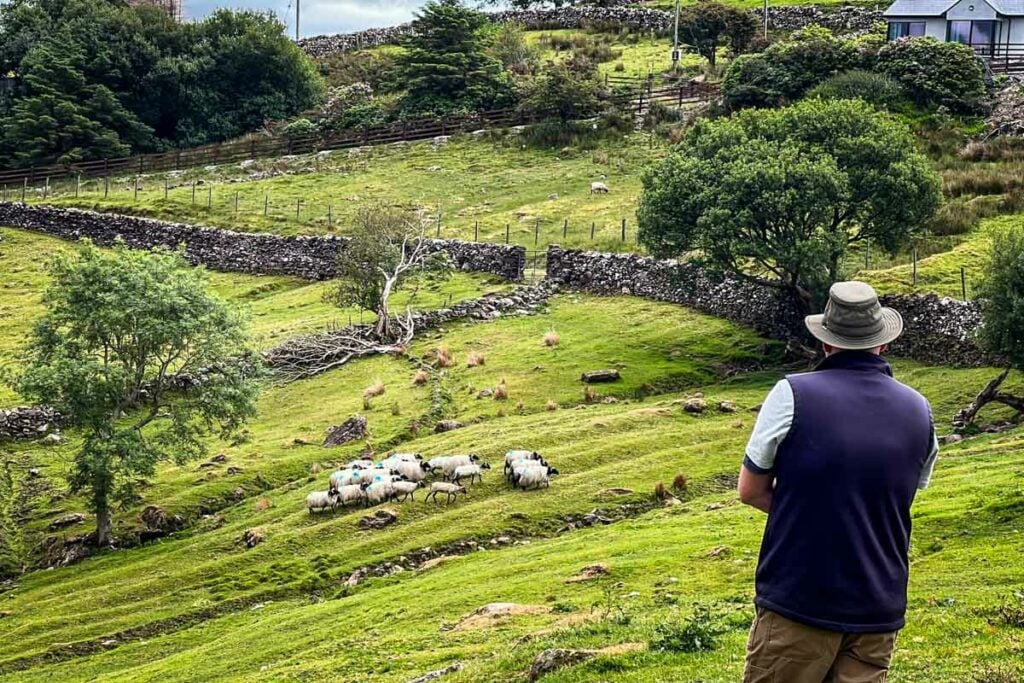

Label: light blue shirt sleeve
[743,379,794,474]
[918,424,940,490]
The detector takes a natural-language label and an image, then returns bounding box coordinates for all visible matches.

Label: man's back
[755,351,934,632]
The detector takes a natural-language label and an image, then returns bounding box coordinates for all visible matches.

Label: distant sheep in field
[392,480,425,502]
[590,174,609,194]
[504,450,543,476]
[512,464,559,490]
[426,482,468,504]
[439,454,481,480]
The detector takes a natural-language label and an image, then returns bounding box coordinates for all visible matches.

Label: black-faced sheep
[425,482,468,504]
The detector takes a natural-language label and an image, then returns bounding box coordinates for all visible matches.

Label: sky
[183,0,465,37]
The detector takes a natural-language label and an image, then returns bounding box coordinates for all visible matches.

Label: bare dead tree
[324,205,451,343]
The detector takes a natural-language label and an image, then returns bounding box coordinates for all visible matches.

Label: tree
[394,0,514,116]
[954,230,1024,430]
[519,62,602,122]
[637,98,940,312]
[15,243,262,547]
[676,1,757,68]
[325,206,452,341]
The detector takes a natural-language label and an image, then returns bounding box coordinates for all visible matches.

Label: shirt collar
[815,350,893,377]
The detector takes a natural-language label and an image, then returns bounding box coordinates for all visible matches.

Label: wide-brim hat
[804,281,903,351]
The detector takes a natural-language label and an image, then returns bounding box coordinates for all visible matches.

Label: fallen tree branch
[952,368,1024,431]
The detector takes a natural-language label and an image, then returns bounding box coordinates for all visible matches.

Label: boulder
[242,527,266,548]
[49,513,86,530]
[716,400,737,413]
[434,419,463,433]
[529,649,596,681]
[407,663,463,683]
[359,508,398,530]
[566,563,610,583]
[323,415,368,447]
[683,398,707,414]
[581,369,620,383]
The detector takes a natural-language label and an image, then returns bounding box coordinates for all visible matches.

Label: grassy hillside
[2,249,1023,680]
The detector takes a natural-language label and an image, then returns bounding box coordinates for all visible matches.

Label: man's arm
[738,467,774,513]
[737,379,793,514]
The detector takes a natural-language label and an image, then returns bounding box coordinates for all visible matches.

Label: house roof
[884,0,1024,16]
[883,0,957,17]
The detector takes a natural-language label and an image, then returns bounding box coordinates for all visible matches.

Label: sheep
[505,455,547,480]
[504,450,542,475]
[439,454,481,480]
[364,475,402,506]
[425,482,468,505]
[590,174,609,194]
[306,489,340,514]
[452,463,491,486]
[391,480,425,502]
[345,459,374,470]
[426,456,452,473]
[512,464,560,490]
[329,469,365,492]
[394,459,429,482]
[335,483,367,508]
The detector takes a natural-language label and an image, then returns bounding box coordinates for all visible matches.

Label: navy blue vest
[755,351,933,633]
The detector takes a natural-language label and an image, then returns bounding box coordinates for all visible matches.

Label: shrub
[515,400,526,415]
[487,22,539,76]
[390,402,401,416]
[519,62,603,123]
[649,604,725,653]
[363,381,386,398]
[466,351,485,367]
[544,330,560,347]
[435,344,455,368]
[875,37,987,113]
[654,482,667,500]
[494,381,508,401]
[282,118,318,139]
[546,399,559,411]
[807,70,907,110]
[413,369,430,385]
[673,473,688,492]
[926,196,999,236]
[583,386,599,404]
[722,26,859,109]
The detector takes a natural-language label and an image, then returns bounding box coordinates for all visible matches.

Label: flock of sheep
[305,450,559,514]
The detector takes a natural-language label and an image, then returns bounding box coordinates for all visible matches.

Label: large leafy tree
[395,0,514,116]
[0,0,323,163]
[637,98,940,312]
[15,243,263,547]
[676,1,757,68]
[519,62,602,122]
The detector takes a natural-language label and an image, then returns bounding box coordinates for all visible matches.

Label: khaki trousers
[744,608,897,683]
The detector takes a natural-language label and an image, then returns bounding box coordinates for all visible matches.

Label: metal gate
[524,250,547,284]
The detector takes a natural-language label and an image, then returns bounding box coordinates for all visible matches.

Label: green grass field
[2,224,1023,680]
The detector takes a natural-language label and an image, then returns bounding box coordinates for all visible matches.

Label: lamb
[452,463,491,486]
[391,480,425,502]
[306,489,340,514]
[512,464,560,490]
[335,483,368,508]
[425,482,468,504]
[439,454,481,480]
[590,174,609,194]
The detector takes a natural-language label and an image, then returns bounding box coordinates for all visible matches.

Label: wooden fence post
[104,175,109,199]
[264,194,268,216]
[912,247,918,286]
[234,191,239,217]
[563,218,568,239]
[207,186,212,209]
[328,204,333,227]
[506,223,510,244]
[534,218,540,246]
[21,178,26,203]
[961,266,967,300]
[133,177,138,200]
[591,221,595,240]
[3,184,7,202]
[164,178,168,200]
[295,198,300,219]
[474,221,479,241]
[621,218,626,241]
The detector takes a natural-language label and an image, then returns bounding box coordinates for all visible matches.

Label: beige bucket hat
[805,281,903,350]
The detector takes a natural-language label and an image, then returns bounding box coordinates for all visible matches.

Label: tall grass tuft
[544,330,560,347]
[466,351,486,367]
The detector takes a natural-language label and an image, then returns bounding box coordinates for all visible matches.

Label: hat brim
[804,307,904,351]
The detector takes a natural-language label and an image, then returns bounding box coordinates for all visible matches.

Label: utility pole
[764,0,769,39]
[672,0,681,74]
[295,0,300,41]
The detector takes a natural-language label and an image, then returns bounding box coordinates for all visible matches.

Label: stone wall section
[546,246,989,367]
[0,203,525,281]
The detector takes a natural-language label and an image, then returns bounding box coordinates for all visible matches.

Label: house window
[887,21,926,40]
[948,20,998,53]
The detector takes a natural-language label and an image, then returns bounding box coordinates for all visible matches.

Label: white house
[883,0,1024,56]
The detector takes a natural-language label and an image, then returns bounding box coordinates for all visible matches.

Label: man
[738,281,939,683]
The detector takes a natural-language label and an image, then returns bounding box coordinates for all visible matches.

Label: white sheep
[505,455,547,480]
[439,454,481,480]
[391,480,425,502]
[345,459,373,470]
[590,174,609,194]
[306,489,340,514]
[394,459,429,482]
[335,483,368,508]
[453,463,491,486]
[426,456,452,473]
[513,464,560,490]
[504,450,542,474]
[425,482,468,504]
[329,469,364,492]
[364,476,401,506]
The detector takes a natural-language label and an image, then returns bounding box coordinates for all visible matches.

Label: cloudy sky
[183,0,467,37]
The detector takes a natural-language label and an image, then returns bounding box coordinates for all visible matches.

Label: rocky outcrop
[323,415,369,447]
[546,246,989,367]
[0,203,526,281]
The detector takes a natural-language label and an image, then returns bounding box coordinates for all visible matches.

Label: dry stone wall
[297,5,883,59]
[0,203,525,281]
[546,246,989,367]
[0,407,60,441]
